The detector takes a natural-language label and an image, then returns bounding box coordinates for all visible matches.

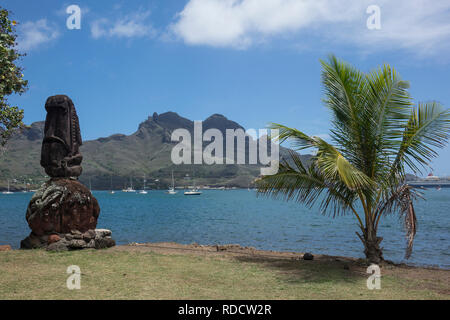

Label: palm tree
[257,55,450,264]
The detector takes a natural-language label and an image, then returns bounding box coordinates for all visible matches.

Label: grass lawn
[0,244,448,300]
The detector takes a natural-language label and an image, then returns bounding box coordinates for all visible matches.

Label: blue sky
[3,0,450,176]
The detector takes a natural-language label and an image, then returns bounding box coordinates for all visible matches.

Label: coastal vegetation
[0,7,28,149]
[0,113,302,190]
[257,55,450,264]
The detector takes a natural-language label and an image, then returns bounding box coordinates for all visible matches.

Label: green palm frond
[320,56,366,162]
[268,123,316,151]
[313,137,374,191]
[257,150,360,219]
[366,66,412,135]
[320,55,365,131]
[362,65,413,177]
[257,150,324,205]
[268,122,375,191]
[391,102,450,175]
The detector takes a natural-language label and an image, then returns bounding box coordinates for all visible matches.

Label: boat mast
[171,170,175,189]
[192,171,196,190]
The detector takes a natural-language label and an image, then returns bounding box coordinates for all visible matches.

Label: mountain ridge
[0,111,310,190]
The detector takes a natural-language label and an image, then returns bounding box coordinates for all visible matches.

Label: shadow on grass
[233,255,365,285]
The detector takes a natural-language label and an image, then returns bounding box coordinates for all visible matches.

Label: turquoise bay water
[0,189,449,268]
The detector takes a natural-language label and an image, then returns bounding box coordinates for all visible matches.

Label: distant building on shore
[408,172,450,188]
[424,173,440,181]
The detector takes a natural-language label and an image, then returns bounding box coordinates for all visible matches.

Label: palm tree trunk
[357,226,384,264]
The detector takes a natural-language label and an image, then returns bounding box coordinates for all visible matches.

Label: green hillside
[0,112,310,191]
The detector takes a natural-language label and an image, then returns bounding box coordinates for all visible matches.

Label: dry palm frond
[378,184,422,259]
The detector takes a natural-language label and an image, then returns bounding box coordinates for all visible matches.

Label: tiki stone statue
[21,94,115,250]
[40,95,83,178]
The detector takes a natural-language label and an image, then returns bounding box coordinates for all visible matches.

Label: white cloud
[90,11,156,39]
[170,0,364,48]
[16,19,60,51]
[354,1,450,56]
[170,0,450,55]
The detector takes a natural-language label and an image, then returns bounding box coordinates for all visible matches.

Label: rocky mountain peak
[14,121,45,141]
[203,113,244,133]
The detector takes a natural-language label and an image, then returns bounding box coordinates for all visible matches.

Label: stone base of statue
[21,229,116,251]
[20,178,115,250]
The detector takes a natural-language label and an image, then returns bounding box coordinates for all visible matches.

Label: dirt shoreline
[114,241,358,261]
[3,240,447,271]
[112,241,448,271]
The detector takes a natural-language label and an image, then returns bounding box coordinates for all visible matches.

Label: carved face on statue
[40,95,83,178]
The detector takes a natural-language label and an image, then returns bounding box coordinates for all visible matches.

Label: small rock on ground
[303,252,314,260]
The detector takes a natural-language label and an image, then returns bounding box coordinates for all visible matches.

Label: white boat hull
[184,191,202,195]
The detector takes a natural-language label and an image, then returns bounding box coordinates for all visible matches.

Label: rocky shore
[20,228,115,251]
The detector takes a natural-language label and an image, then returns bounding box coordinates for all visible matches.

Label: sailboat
[22,180,29,193]
[2,180,13,194]
[184,172,201,195]
[167,170,177,194]
[139,175,148,194]
[109,175,115,194]
[123,177,136,192]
